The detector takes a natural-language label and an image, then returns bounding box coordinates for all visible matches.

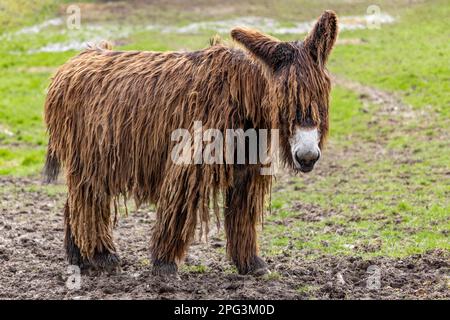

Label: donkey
[44,11,338,275]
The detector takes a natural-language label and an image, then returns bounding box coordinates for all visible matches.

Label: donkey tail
[43,148,60,184]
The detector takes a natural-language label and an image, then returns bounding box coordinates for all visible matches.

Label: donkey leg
[225,169,269,275]
[150,202,197,276]
[150,166,200,276]
[64,192,120,273]
[64,200,88,269]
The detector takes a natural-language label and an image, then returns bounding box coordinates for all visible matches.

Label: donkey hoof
[251,267,270,277]
[152,260,178,277]
[88,251,121,274]
[249,256,269,276]
[239,256,269,276]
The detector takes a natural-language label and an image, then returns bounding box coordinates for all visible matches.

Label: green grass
[181,264,210,274]
[328,0,450,116]
[0,0,448,260]
[296,284,318,295]
[0,0,61,32]
[0,147,46,176]
[263,271,282,281]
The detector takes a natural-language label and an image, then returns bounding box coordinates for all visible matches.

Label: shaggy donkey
[44,11,338,275]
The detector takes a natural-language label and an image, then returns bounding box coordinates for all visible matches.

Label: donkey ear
[231,27,294,71]
[304,10,338,66]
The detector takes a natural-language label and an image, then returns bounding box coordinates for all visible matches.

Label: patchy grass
[181,264,210,274]
[263,271,282,281]
[329,0,450,116]
[296,284,318,295]
[0,0,60,31]
[0,147,46,176]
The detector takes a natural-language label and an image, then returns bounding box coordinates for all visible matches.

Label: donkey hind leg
[64,197,120,273]
[150,167,200,276]
[225,170,269,276]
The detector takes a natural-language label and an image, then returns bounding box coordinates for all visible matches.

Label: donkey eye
[296,109,302,121]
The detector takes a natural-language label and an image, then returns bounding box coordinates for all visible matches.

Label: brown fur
[44,11,338,274]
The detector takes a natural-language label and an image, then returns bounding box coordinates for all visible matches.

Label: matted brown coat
[44,11,338,275]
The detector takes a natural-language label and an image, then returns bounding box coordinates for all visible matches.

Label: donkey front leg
[224,169,269,275]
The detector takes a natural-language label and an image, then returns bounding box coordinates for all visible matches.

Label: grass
[0,147,45,176]
[329,0,450,116]
[0,0,61,32]
[0,0,448,261]
[181,264,210,274]
[296,284,318,295]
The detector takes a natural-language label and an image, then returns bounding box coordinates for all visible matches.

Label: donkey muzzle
[294,148,320,172]
[290,127,321,173]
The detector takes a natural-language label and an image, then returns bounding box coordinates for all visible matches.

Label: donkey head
[231,11,338,172]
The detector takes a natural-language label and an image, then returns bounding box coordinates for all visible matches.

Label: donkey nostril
[296,150,320,168]
[315,152,320,162]
[299,159,313,167]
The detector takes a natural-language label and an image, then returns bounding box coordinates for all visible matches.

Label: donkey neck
[226,47,271,128]
[187,45,271,129]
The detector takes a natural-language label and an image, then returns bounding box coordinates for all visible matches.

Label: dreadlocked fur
[44,11,338,275]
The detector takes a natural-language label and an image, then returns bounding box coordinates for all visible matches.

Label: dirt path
[332,75,412,115]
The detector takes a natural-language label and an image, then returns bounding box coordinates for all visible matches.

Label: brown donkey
[44,11,338,275]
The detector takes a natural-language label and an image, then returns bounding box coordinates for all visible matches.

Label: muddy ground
[0,175,448,300]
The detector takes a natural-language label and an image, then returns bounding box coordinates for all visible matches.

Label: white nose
[290,127,321,172]
[295,148,321,172]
